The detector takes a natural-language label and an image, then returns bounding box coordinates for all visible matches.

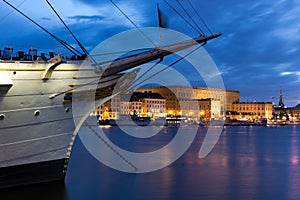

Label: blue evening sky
[0,0,299,106]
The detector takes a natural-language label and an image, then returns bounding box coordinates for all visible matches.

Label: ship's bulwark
[0,62,88,188]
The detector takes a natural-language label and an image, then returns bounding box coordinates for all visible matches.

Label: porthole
[34,110,40,116]
[0,114,5,120]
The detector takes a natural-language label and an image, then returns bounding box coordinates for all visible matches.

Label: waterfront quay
[92,86,300,126]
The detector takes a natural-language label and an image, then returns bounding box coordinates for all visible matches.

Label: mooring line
[83,122,138,171]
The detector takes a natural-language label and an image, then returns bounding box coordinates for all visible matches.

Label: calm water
[1,125,300,200]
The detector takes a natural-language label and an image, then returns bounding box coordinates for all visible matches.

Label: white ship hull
[0,61,92,188]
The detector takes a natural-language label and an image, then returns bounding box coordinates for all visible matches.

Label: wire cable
[185,0,213,35]
[84,121,138,171]
[45,0,98,64]
[163,0,201,34]
[110,0,157,48]
[175,0,204,34]
[128,59,162,89]
[131,45,202,89]
[0,0,26,22]
[3,0,82,56]
[90,48,153,57]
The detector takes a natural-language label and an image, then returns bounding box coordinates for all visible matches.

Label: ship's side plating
[0,61,85,188]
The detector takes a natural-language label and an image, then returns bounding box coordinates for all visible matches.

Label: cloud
[280,71,300,82]
[69,0,151,28]
[273,26,300,41]
[42,17,51,21]
[68,15,104,22]
[280,72,293,76]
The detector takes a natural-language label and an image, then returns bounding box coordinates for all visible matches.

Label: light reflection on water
[1,126,300,200]
[288,126,300,200]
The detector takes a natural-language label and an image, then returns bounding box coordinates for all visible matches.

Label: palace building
[135,86,240,118]
[178,98,221,120]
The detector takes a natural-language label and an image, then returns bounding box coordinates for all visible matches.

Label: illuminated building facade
[287,104,300,120]
[135,86,239,118]
[93,91,166,119]
[228,102,273,120]
[178,98,221,120]
[130,92,166,118]
[92,95,120,120]
[93,86,240,121]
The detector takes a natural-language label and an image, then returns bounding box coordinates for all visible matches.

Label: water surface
[1,126,300,200]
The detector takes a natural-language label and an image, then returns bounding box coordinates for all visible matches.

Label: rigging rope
[84,122,138,171]
[3,0,82,56]
[174,0,204,35]
[0,0,26,23]
[185,0,213,35]
[128,59,162,89]
[45,0,99,65]
[90,48,153,57]
[91,48,155,66]
[110,0,157,48]
[163,0,201,34]
[130,45,202,89]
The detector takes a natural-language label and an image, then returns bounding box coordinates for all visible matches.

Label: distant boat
[109,115,151,126]
[224,119,267,126]
[267,119,289,126]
